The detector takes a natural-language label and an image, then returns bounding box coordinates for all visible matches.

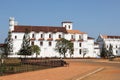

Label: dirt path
[81,67,120,80]
[0,61,99,80]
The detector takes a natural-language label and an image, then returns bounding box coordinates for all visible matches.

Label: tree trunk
[63,53,66,58]
[36,54,38,58]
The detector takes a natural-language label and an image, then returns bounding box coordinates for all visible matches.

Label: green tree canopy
[31,45,40,58]
[55,38,74,58]
[100,42,108,58]
[18,29,32,57]
[68,42,74,57]
[3,31,13,57]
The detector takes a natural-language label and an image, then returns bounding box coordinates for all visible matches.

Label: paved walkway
[0,61,99,80]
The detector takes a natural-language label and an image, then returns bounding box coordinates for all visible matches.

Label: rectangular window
[79,35,81,39]
[49,34,51,38]
[79,43,81,47]
[59,34,61,38]
[32,34,34,38]
[15,36,17,39]
[71,35,74,39]
[116,50,118,54]
[79,49,81,54]
[40,41,43,46]
[49,42,52,46]
[116,45,117,48]
[31,41,34,45]
[41,34,43,38]
[69,25,71,29]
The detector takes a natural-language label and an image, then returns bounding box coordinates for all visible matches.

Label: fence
[0,58,68,76]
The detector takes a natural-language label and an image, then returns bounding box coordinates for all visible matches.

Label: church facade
[8,17,100,58]
[97,34,120,56]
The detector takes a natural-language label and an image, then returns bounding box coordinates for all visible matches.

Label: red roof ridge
[101,35,120,39]
[13,25,67,33]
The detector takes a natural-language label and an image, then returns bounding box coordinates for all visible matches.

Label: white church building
[8,17,100,58]
[97,34,120,56]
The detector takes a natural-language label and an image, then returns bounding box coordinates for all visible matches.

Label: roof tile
[13,25,67,33]
[67,30,86,34]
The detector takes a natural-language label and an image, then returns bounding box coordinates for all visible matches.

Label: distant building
[97,34,120,56]
[7,17,100,58]
[94,42,100,58]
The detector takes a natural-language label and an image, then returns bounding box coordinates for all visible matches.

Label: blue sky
[0,0,120,43]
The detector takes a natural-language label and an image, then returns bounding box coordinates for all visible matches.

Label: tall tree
[100,42,108,58]
[31,45,40,58]
[108,44,113,55]
[4,31,13,57]
[68,42,74,58]
[108,44,114,60]
[55,38,74,58]
[18,29,32,57]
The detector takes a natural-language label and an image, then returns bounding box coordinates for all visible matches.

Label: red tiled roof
[67,30,86,34]
[102,35,120,39]
[13,25,67,33]
[101,35,108,39]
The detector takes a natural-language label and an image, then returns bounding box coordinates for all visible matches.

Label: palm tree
[31,45,40,58]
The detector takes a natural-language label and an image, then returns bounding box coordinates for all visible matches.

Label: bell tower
[62,21,73,30]
[9,17,15,31]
